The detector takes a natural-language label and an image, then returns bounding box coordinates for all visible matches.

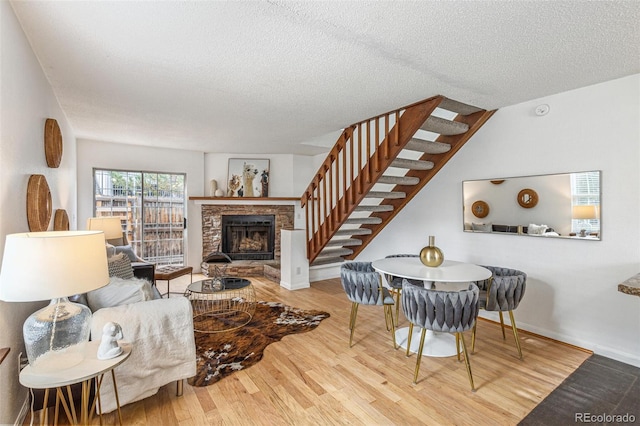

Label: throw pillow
[115,245,140,262]
[107,253,134,280]
[472,222,492,232]
[86,276,155,312]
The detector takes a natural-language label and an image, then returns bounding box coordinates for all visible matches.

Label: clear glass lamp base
[23,297,92,373]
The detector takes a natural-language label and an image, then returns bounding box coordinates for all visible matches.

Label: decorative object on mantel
[44,118,63,168]
[420,235,444,267]
[26,174,52,232]
[214,188,225,197]
[53,209,69,231]
[188,301,329,386]
[471,200,489,218]
[228,158,269,197]
[517,188,538,208]
[209,179,218,197]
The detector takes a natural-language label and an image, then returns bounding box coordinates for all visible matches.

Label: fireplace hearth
[222,215,275,261]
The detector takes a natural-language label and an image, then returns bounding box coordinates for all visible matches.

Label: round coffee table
[184,278,256,333]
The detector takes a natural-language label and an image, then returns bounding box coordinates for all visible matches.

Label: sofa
[79,251,196,413]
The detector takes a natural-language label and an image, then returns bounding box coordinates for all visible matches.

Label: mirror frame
[462,171,601,240]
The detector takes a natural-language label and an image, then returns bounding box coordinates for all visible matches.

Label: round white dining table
[371,258,492,357]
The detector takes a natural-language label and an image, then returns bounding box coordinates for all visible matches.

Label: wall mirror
[462,171,601,240]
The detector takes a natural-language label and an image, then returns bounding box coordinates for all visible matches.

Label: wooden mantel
[189,197,300,205]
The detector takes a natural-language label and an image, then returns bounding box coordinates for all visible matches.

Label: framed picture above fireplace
[228,158,270,198]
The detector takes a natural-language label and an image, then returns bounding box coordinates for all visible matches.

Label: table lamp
[572,205,599,237]
[0,231,109,373]
[86,217,124,241]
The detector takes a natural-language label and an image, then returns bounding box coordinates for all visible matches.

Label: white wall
[0,2,78,422]
[359,74,640,366]
[77,140,204,270]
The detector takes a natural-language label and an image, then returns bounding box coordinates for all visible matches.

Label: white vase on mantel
[209,180,218,197]
[214,189,225,197]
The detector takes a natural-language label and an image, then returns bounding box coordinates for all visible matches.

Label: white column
[280,229,309,290]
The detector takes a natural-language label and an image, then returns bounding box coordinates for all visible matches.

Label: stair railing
[301,96,443,262]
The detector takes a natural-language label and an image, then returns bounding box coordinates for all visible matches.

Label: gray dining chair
[402,280,480,390]
[383,254,425,324]
[340,262,397,349]
[471,266,527,359]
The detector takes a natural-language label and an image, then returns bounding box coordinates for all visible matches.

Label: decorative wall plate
[517,188,539,208]
[53,209,70,231]
[44,118,63,168]
[471,200,490,218]
[27,174,52,231]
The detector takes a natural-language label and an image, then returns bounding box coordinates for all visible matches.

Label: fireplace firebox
[221,215,275,261]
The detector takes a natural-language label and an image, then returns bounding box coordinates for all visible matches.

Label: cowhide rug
[188,301,330,387]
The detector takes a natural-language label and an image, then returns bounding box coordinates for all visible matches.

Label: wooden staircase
[300,95,495,266]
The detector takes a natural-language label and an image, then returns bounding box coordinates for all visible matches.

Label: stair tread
[335,228,372,236]
[311,257,345,267]
[345,217,383,224]
[439,97,483,116]
[318,247,354,257]
[377,175,420,186]
[326,238,362,247]
[365,191,406,199]
[390,158,434,170]
[421,116,469,135]
[405,138,451,154]
[354,204,394,212]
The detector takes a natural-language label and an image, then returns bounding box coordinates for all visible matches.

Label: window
[570,171,600,234]
[94,169,186,266]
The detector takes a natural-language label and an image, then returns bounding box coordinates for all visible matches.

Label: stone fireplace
[201,204,294,276]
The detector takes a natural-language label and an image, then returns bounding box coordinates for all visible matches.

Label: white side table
[20,340,132,425]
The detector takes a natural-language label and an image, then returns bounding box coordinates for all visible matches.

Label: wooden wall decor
[53,209,70,231]
[471,200,490,218]
[44,118,63,168]
[27,174,52,232]
[517,188,539,208]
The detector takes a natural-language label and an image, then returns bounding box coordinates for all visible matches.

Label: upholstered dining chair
[401,280,480,390]
[383,254,425,324]
[471,266,527,359]
[340,262,397,349]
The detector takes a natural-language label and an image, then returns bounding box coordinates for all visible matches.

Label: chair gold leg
[413,328,427,384]
[459,332,475,392]
[386,305,397,349]
[508,310,523,359]
[406,323,414,357]
[349,302,359,347]
[456,333,461,361]
[471,321,477,354]
[499,311,506,340]
[394,290,401,325]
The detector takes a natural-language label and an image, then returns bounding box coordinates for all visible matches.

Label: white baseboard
[15,394,30,426]
[280,280,310,290]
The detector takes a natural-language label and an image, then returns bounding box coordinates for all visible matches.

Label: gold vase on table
[420,235,444,267]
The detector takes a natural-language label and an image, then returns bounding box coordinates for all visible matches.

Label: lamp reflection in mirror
[0,231,109,373]
[572,205,599,237]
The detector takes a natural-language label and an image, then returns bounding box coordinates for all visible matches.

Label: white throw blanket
[90,297,196,413]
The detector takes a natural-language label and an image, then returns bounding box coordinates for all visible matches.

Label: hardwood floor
[26,274,591,425]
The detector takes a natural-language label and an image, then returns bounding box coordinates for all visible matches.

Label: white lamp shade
[0,231,109,302]
[572,205,599,220]
[86,217,123,240]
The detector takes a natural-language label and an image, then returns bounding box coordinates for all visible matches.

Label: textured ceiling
[10,1,640,155]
